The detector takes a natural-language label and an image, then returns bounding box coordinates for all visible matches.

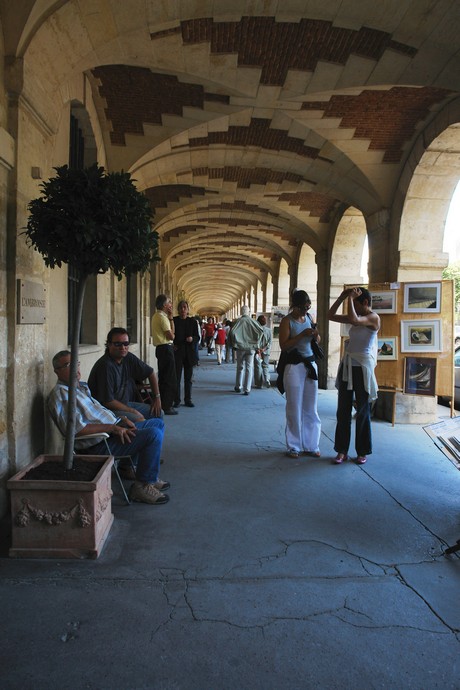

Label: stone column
[314,250,329,388]
[367,210,390,283]
[397,250,449,282]
[289,260,298,297]
[272,273,279,308]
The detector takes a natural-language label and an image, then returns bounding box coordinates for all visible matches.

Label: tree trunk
[63,273,88,470]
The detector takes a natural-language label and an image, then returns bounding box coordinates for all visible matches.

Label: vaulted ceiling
[4,1,460,313]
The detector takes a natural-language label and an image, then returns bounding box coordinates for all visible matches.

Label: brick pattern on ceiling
[162,221,296,245]
[192,166,304,188]
[161,225,206,241]
[145,185,206,209]
[195,225,294,244]
[302,87,451,162]
[174,242,276,260]
[186,118,327,160]
[205,230,280,250]
[92,66,229,145]
[275,192,338,222]
[206,201,281,218]
[151,17,417,87]
[179,256,263,270]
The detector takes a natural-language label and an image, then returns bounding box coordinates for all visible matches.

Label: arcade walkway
[1,358,459,689]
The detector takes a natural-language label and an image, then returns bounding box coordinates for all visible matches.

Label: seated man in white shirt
[48,350,170,505]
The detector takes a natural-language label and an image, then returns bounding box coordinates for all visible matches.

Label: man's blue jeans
[236,349,255,393]
[127,401,161,421]
[334,365,372,457]
[104,418,164,484]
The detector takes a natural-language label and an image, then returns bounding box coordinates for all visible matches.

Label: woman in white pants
[278,290,321,459]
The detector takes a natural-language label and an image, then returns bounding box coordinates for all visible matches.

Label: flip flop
[333,453,348,464]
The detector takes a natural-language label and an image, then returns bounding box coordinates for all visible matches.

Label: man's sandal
[356,456,367,464]
[333,453,348,464]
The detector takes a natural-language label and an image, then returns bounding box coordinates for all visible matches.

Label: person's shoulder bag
[308,315,324,361]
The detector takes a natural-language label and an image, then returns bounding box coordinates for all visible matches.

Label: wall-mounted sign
[17,280,47,324]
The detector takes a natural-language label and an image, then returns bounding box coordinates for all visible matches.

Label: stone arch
[397,124,460,281]
[277,259,290,307]
[327,207,367,387]
[392,98,460,282]
[256,280,263,313]
[266,276,273,313]
[297,244,318,319]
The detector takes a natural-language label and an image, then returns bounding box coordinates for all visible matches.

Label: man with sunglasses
[88,327,162,423]
[48,350,169,505]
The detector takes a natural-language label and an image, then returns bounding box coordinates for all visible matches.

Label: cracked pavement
[1,362,459,689]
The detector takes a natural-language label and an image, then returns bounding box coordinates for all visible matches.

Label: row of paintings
[372,282,441,314]
[377,319,442,359]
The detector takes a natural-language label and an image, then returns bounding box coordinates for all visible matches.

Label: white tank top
[348,325,377,364]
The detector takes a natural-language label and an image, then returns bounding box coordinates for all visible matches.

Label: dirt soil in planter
[23,458,104,482]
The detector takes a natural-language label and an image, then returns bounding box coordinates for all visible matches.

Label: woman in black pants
[328,287,380,465]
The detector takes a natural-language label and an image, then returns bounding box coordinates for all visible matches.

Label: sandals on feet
[287,449,300,458]
[333,453,348,464]
[356,456,367,464]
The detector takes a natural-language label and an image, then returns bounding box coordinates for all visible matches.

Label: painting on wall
[377,337,398,360]
[404,357,436,396]
[271,306,288,341]
[403,283,441,313]
[371,290,397,314]
[400,319,442,352]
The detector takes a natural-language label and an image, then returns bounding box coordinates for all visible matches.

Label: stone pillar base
[393,392,438,424]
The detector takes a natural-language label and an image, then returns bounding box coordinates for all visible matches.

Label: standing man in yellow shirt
[151,294,178,415]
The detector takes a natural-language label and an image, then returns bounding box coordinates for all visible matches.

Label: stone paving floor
[1,357,459,689]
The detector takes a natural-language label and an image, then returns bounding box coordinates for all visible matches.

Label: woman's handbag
[311,338,324,361]
[276,350,288,394]
[308,314,324,361]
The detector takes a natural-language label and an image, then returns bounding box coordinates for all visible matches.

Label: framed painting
[404,357,436,396]
[271,306,289,341]
[271,306,288,325]
[377,337,397,361]
[403,282,441,313]
[371,290,397,314]
[400,319,442,352]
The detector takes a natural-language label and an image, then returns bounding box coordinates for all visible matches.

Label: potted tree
[8,164,159,558]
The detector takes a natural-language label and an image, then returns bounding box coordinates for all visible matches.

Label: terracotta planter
[7,454,114,559]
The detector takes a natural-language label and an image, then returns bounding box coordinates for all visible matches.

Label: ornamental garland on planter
[15,498,92,528]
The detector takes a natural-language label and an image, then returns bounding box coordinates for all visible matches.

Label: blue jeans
[104,418,164,484]
[334,365,372,457]
[235,349,254,392]
[125,401,160,422]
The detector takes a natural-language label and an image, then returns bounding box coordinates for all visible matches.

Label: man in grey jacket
[228,306,267,395]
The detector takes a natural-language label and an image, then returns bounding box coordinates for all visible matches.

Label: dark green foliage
[25,164,159,278]
[24,164,159,470]
[443,261,460,315]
